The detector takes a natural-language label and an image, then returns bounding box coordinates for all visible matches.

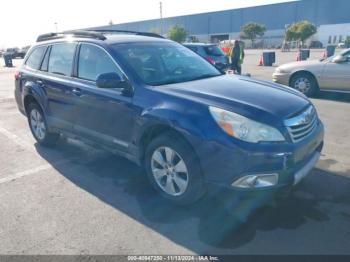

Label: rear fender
[23,81,48,115]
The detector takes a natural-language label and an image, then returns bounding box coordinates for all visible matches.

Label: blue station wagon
[15,30,324,205]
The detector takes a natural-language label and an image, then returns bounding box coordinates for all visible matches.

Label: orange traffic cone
[258,55,264,66]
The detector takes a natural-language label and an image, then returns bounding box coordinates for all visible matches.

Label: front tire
[290,73,318,97]
[144,132,205,205]
[27,103,59,146]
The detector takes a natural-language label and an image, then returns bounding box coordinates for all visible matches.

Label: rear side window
[40,47,51,71]
[48,43,77,76]
[204,46,224,56]
[78,44,122,81]
[25,46,46,70]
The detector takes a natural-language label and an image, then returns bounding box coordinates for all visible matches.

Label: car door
[41,42,80,130]
[71,43,137,153]
[321,51,350,91]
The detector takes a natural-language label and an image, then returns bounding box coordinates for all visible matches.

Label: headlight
[209,107,285,143]
[275,67,287,74]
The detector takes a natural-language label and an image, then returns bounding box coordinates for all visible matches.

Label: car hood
[278,60,324,72]
[159,75,310,120]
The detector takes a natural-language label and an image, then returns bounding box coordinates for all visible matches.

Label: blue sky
[0,0,294,47]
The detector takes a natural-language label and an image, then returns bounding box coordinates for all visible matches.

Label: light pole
[282,24,291,51]
[159,2,163,36]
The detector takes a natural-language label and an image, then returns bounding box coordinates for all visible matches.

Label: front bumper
[198,121,324,192]
[272,72,291,86]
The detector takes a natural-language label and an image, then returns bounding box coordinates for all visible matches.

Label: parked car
[183,43,229,71]
[5,47,26,59]
[273,48,350,96]
[15,30,324,205]
[338,43,346,48]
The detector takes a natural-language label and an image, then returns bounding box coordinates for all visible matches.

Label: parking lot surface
[0,52,350,255]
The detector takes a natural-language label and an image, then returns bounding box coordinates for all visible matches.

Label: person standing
[230,40,245,75]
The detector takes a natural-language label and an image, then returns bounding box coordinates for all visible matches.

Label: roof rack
[88,29,164,39]
[36,30,106,42]
[36,29,164,43]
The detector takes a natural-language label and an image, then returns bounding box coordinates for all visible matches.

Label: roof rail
[36,29,164,43]
[88,29,164,39]
[36,30,106,42]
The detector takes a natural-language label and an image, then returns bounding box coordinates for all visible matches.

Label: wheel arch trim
[289,70,319,89]
[22,82,47,116]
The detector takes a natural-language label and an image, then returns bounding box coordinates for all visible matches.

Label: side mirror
[96,73,133,95]
[332,55,347,63]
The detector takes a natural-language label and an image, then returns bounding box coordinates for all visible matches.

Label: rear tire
[144,132,205,205]
[290,73,318,97]
[27,103,59,146]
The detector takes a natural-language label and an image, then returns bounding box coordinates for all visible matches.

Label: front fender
[136,102,209,146]
[290,64,324,82]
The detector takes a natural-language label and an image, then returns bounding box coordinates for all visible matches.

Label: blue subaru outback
[15,30,324,205]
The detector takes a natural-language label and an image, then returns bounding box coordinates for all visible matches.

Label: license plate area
[293,132,322,164]
[294,152,320,185]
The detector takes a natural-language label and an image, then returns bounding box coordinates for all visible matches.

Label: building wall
[317,23,350,46]
[90,0,350,46]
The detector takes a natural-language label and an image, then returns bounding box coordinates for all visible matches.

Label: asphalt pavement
[0,52,349,255]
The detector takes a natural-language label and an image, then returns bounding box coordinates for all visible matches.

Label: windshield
[204,45,225,56]
[322,49,350,62]
[112,42,221,86]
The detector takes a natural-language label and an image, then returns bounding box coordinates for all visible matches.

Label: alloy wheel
[294,77,311,94]
[151,147,189,196]
[30,109,46,140]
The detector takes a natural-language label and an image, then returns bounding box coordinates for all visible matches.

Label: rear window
[48,43,77,76]
[186,46,198,52]
[204,45,224,56]
[25,46,46,70]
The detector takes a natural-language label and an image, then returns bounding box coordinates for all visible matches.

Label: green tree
[240,22,266,48]
[167,25,188,43]
[285,21,317,47]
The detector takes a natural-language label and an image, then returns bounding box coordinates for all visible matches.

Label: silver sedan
[273,49,350,96]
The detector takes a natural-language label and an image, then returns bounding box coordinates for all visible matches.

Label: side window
[40,47,51,71]
[78,44,122,81]
[25,46,46,70]
[48,43,77,76]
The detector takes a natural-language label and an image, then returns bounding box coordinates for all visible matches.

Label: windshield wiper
[153,74,221,86]
[153,79,187,86]
[187,74,221,82]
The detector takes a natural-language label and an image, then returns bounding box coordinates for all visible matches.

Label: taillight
[15,71,21,80]
[206,56,215,65]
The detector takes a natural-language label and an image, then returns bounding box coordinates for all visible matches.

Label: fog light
[232,174,278,188]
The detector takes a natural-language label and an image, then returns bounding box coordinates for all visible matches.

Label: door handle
[72,88,82,96]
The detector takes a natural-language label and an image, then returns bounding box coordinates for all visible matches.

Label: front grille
[284,106,318,143]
